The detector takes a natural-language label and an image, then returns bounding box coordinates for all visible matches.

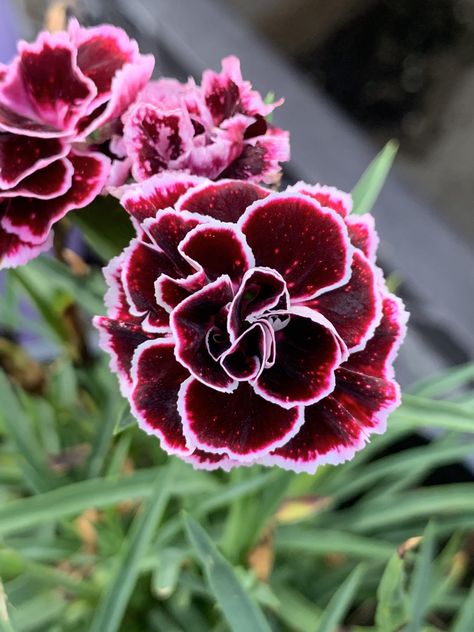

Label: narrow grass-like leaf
[410,362,474,398]
[317,564,364,632]
[452,581,474,632]
[89,461,176,632]
[0,467,217,537]
[351,140,398,214]
[375,554,409,632]
[405,523,436,632]
[183,513,271,632]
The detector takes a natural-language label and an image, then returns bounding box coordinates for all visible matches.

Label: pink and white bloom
[94,174,408,473]
[0,19,154,269]
[120,56,289,186]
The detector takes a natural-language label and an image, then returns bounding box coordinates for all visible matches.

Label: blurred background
[2,0,474,385]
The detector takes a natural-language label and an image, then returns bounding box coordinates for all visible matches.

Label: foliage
[0,144,472,631]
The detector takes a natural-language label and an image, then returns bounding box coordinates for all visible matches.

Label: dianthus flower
[94,174,408,473]
[117,56,289,186]
[0,19,154,268]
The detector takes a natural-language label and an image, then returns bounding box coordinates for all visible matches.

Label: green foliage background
[0,145,473,631]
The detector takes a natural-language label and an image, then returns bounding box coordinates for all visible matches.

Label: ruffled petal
[239,192,353,300]
[170,276,236,392]
[253,306,345,408]
[123,103,194,181]
[130,339,191,454]
[0,31,95,134]
[0,134,67,189]
[221,128,290,185]
[0,223,51,270]
[179,378,304,460]
[261,396,367,474]
[93,315,154,397]
[288,182,352,218]
[119,172,205,224]
[1,150,109,243]
[307,250,382,352]
[345,213,379,262]
[121,238,174,331]
[183,449,243,472]
[220,322,267,381]
[177,178,269,223]
[2,158,74,199]
[178,220,254,285]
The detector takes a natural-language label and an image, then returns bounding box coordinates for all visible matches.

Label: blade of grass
[405,523,436,632]
[317,564,365,632]
[351,140,398,214]
[410,362,474,398]
[89,460,177,632]
[452,581,474,632]
[183,514,271,632]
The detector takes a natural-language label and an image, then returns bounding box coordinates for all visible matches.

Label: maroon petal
[0,134,67,189]
[0,223,51,270]
[93,315,154,396]
[345,214,379,262]
[170,276,236,392]
[288,181,352,218]
[261,396,367,474]
[121,238,174,332]
[0,102,66,137]
[179,221,254,285]
[177,179,269,223]
[123,103,194,181]
[103,252,135,321]
[1,150,109,243]
[130,339,191,455]
[0,31,95,134]
[184,449,243,472]
[228,266,288,338]
[221,128,290,185]
[254,307,345,408]
[220,322,267,381]
[307,250,382,352]
[344,293,409,380]
[119,172,205,225]
[2,158,73,199]
[155,271,207,313]
[239,192,353,300]
[179,378,304,460]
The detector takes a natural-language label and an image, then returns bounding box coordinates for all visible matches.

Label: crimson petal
[170,276,236,392]
[119,172,205,224]
[239,193,352,300]
[345,214,379,262]
[177,179,269,223]
[184,449,242,472]
[93,316,154,396]
[307,250,382,352]
[254,307,345,408]
[288,182,352,218]
[0,135,67,189]
[0,31,95,133]
[220,322,267,381]
[179,379,304,460]
[1,150,109,243]
[2,158,73,199]
[0,223,51,270]
[130,339,191,455]
[121,238,173,332]
[179,221,254,285]
[262,396,366,474]
[124,103,194,181]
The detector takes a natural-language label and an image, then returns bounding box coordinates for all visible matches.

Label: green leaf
[410,362,474,398]
[0,466,217,537]
[183,513,271,632]
[351,140,398,214]
[405,523,436,632]
[317,564,365,632]
[375,554,409,632]
[452,581,474,632]
[152,548,186,599]
[89,462,176,632]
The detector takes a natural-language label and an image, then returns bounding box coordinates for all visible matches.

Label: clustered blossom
[0,19,154,269]
[94,175,408,473]
[114,56,289,186]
